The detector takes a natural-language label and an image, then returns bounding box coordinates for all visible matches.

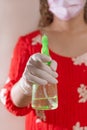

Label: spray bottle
[32,34,58,110]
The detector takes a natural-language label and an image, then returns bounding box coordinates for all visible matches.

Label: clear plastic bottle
[31,34,58,110]
[32,83,58,110]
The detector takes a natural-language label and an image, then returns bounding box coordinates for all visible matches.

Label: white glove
[23,53,58,85]
[20,53,58,95]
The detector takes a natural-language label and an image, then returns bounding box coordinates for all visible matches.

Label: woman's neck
[47,10,87,33]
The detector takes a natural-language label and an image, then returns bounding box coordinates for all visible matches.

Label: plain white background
[0,0,40,130]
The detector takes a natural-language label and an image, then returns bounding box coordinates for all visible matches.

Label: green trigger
[41,34,51,66]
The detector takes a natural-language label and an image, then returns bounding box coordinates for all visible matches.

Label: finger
[23,71,47,85]
[29,59,58,78]
[27,65,58,84]
[50,60,58,71]
[31,53,52,63]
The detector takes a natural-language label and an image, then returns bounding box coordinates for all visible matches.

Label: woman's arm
[0,35,33,116]
[11,79,32,108]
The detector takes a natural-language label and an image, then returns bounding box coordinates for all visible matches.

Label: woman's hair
[84,0,87,23]
[38,0,87,28]
[38,0,53,28]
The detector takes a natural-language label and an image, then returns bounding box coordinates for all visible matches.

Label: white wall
[0,0,40,130]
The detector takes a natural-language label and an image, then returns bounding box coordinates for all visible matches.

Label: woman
[1,0,87,129]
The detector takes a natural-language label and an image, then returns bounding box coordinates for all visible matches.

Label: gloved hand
[19,53,58,95]
[23,53,58,85]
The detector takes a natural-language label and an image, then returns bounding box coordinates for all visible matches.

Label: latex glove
[23,53,58,86]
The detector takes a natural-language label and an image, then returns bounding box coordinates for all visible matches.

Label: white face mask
[47,0,86,21]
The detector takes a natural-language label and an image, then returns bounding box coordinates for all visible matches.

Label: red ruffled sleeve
[0,31,40,116]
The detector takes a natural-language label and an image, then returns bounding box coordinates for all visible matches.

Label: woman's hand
[23,53,58,86]
[11,53,58,107]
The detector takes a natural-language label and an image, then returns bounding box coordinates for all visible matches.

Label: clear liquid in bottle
[32,83,58,110]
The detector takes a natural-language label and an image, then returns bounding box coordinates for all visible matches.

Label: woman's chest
[53,54,87,105]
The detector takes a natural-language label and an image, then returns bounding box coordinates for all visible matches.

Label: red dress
[1,30,87,130]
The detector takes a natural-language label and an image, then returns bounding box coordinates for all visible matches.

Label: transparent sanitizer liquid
[32,84,58,110]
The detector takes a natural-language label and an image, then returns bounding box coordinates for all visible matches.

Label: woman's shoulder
[14,29,42,55]
[20,29,42,45]
[25,29,41,38]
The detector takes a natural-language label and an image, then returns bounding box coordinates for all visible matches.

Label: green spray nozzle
[41,34,51,66]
